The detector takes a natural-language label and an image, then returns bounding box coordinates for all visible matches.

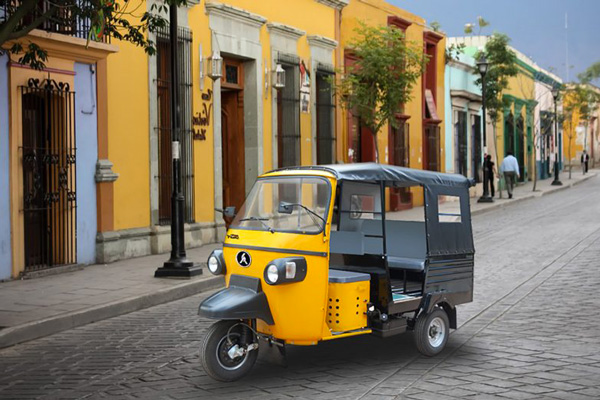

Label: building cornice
[307,35,338,50]
[315,0,349,10]
[267,22,305,40]
[2,29,119,63]
[205,2,267,27]
[424,30,444,44]
[388,16,412,31]
[450,90,482,102]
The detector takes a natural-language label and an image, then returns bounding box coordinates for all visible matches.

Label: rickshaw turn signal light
[207,250,226,275]
[263,257,307,285]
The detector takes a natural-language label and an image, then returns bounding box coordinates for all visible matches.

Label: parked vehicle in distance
[199,163,476,381]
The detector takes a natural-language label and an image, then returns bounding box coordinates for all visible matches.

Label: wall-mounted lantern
[273,64,286,90]
[207,50,223,81]
[199,45,223,90]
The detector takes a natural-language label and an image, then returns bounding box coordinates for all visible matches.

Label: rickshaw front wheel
[413,307,449,357]
[200,320,259,381]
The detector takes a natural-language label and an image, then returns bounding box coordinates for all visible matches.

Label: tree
[0,0,182,69]
[474,33,518,197]
[334,23,427,163]
[562,84,600,178]
[578,62,600,84]
[464,16,490,35]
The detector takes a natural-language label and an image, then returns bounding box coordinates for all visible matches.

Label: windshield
[231,176,331,234]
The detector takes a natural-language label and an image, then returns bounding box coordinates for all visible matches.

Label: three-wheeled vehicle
[199,163,475,381]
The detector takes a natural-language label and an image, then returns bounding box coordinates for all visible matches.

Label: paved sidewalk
[0,245,223,348]
[0,170,595,350]
[388,170,597,221]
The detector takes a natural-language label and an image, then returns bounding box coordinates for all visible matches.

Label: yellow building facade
[562,84,600,171]
[0,0,446,278]
[339,0,446,209]
[95,0,346,263]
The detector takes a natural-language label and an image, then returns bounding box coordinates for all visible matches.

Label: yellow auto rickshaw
[199,163,475,381]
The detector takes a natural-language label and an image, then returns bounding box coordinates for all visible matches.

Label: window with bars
[425,124,441,171]
[455,111,468,177]
[277,57,300,168]
[389,120,410,167]
[156,26,195,225]
[316,70,335,165]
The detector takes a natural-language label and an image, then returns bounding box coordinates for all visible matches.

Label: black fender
[418,293,457,329]
[199,274,274,325]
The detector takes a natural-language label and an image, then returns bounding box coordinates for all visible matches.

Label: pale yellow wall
[107,22,150,230]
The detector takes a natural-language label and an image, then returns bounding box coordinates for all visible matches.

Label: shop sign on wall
[193,89,212,141]
[300,60,310,113]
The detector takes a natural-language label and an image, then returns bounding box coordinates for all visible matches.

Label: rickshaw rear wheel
[200,320,259,381]
[414,307,449,357]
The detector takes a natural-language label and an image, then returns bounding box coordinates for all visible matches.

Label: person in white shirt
[499,151,520,199]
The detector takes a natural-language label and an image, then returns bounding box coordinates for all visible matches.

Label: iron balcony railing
[1,0,110,43]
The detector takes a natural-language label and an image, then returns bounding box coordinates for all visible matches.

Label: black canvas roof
[271,163,474,188]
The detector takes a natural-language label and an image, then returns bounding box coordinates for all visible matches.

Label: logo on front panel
[236,251,251,267]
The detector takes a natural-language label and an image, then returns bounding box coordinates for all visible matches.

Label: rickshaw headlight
[206,250,225,275]
[263,257,307,285]
[266,264,279,284]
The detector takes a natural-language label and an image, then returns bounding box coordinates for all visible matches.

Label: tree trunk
[492,122,503,199]
[372,127,380,163]
[532,134,538,191]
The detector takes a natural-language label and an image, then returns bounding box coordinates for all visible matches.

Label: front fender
[199,274,274,325]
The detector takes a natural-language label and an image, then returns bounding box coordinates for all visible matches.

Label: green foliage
[334,22,427,162]
[578,62,600,84]
[564,84,600,124]
[430,21,441,32]
[445,42,465,64]
[0,0,188,69]
[464,16,490,36]
[474,33,518,123]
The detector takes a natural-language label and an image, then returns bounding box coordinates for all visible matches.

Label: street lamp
[477,55,493,203]
[155,4,203,278]
[551,87,563,186]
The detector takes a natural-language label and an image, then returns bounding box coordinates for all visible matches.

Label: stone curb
[471,172,596,216]
[0,274,225,349]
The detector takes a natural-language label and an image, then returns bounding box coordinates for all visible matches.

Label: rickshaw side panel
[222,230,330,344]
[422,184,475,307]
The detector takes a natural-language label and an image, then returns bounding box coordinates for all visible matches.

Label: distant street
[1,175,599,400]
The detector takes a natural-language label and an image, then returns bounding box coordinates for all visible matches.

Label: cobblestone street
[1,176,599,400]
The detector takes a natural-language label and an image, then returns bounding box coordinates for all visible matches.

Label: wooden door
[221,90,245,210]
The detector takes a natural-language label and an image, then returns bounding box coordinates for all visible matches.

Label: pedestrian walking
[499,151,520,199]
[581,150,590,174]
[484,154,497,197]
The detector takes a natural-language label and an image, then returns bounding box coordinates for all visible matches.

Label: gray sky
[389,0,600,84]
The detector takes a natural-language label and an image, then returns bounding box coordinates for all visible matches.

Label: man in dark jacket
[581,150,590,174]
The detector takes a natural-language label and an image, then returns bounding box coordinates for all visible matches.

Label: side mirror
[215,206,236,218]
[223,206,236,218]
[278,201,293,214]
